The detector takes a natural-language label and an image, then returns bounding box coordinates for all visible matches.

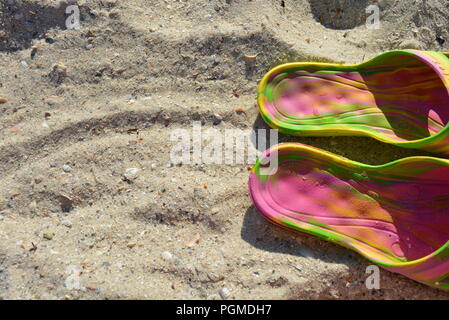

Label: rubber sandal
[258,50,449,154]
[248,143,449,289]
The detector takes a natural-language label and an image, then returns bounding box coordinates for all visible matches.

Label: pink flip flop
[249,143,449,290]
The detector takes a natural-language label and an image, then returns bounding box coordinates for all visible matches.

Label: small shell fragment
[244,54,257,62]
[185,233,201,248]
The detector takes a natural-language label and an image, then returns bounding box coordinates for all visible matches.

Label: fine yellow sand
[1,0,449,299]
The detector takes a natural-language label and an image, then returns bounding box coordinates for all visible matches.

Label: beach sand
[1,0,449,299]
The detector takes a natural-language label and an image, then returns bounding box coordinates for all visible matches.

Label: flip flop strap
[401,50,449,154]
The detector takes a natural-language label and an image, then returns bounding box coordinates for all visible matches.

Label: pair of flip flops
[248,50,449,290]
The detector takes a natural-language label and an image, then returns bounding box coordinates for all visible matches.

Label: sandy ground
[1,0,449,300]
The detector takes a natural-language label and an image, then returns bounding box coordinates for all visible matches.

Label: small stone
[57,195,73,212]
[20,60,28,68]
[48,63,68,85]
[43,232,55,240]
[89,9,99,17]
[34,176,44,184]
[126,242,137,248]
[161,251,173,261]
[207,294,219,300]
[218,287,230,299]
[208,273,224,283]
[61,220,72,228]
[209,55,218,66]
[62,164,72,172]
[44,96,63,106]
[185,233,200,248]
[329,288,340,299]
[266,276,288,287]
[212,113,222,125]
[123,167,140,181]
[243,55,257,63]
[29,201,37,213]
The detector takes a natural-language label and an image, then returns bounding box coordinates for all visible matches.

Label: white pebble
[124,167,140,180]
[161,251,173,261]
[218,287,230,299]
[61,220,72,228]
[62,164,72,172]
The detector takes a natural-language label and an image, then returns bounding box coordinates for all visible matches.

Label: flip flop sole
[258,50,449,154]
[249,143,449,289]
